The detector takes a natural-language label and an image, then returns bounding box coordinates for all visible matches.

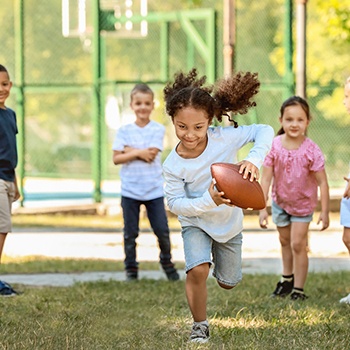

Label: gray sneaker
[125,270,138,282]
[339,293,350,304]
[190,323,210,343]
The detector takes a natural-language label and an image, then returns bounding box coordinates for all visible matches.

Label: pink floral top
[263,135,325,216]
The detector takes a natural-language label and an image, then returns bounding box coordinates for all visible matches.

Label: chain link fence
[0,0,349,203]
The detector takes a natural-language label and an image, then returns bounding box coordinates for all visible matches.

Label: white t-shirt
[112,120,165,200]
[163,124,274,242]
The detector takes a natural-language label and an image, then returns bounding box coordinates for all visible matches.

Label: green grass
[3,213,349,348]
[0,257,172,274]
[0,273,349,349]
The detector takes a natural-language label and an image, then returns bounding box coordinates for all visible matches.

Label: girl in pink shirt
[259,96,330,300]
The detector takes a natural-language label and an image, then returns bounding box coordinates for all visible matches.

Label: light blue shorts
[272,201,313,227]
[340,197,350,227]
[182,226,242,287]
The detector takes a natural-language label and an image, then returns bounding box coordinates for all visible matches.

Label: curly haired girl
[162,68,274,343]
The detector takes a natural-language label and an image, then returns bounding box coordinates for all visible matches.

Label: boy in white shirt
[112,84,179,281]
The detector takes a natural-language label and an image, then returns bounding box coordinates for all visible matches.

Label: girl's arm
[259,165,273,229]
[164,172,219,217]
[315,169,330,231]
[241,124,274,173]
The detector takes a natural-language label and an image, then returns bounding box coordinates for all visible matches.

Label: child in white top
[339,77,350,304]
[163,68,274,343]
[112,84,179,281]
[259,96,329,301]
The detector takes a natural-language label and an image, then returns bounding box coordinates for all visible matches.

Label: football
[210,162,266,210]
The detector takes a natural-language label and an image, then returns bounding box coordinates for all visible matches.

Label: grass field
[0,273,349,349]
[1,214,349,349]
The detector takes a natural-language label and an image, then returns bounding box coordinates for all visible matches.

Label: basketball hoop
[62,0,148,45]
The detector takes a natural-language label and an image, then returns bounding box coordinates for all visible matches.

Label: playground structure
[1,0,348,205]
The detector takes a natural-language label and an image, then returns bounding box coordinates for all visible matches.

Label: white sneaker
[339,293,350,304]
[190,322,210,343]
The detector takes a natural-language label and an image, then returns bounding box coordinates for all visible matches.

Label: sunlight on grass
[0,274,349,348]
[211,315,267,329]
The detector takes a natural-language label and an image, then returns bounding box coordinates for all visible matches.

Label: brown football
[210,162,266,210]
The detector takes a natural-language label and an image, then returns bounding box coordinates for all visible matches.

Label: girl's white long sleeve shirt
[162,124,274,242]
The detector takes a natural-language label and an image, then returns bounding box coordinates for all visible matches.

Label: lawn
[0,273,349,349]
[1,213,348,349]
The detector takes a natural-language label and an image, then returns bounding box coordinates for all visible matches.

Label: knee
[279,236,290,247]
[217,281,236,290]
[187,264,210,283]
[291,240,307,254]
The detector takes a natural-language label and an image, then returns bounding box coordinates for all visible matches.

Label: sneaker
[271,279,294,298]
[125,270,138,282]
[162,265,180,281]
[339,293,350,304]
[0,280,18,297]
[290,291,308,300]
[190,323,210,343]
[165,269,180,281]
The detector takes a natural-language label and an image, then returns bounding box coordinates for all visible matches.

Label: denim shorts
[340,197,350,227]
[271,201,313,227]
[182,226,242,287]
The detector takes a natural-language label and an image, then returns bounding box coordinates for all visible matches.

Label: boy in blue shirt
[0,64,20,296]
[112,84,179,281]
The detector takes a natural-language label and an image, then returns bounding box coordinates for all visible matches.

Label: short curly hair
[163,68,260,126]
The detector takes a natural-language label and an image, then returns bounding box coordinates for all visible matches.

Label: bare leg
[342,227,350,254]
[290,222,310,289]
[277,225,293,275]
[186,263,210,322]
[0,233,7,263]
[340,227,350,303]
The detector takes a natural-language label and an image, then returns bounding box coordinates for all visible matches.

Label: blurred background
[0,0,349,207]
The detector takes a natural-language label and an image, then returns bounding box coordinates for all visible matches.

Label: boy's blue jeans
[121,196,174,272]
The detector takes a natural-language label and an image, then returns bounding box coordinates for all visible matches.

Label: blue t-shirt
[0,107,18,181]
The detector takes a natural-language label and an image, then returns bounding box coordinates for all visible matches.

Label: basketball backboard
[62,0,148,40]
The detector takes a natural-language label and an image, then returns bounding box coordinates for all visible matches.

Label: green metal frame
[12,0,294,204]
[284,0,294,98]
[91,4,217,202]
[14,0,25,206]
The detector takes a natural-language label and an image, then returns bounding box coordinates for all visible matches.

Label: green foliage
[316,0,350,45]
[0,273,349,349]
[307,1,350,128]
